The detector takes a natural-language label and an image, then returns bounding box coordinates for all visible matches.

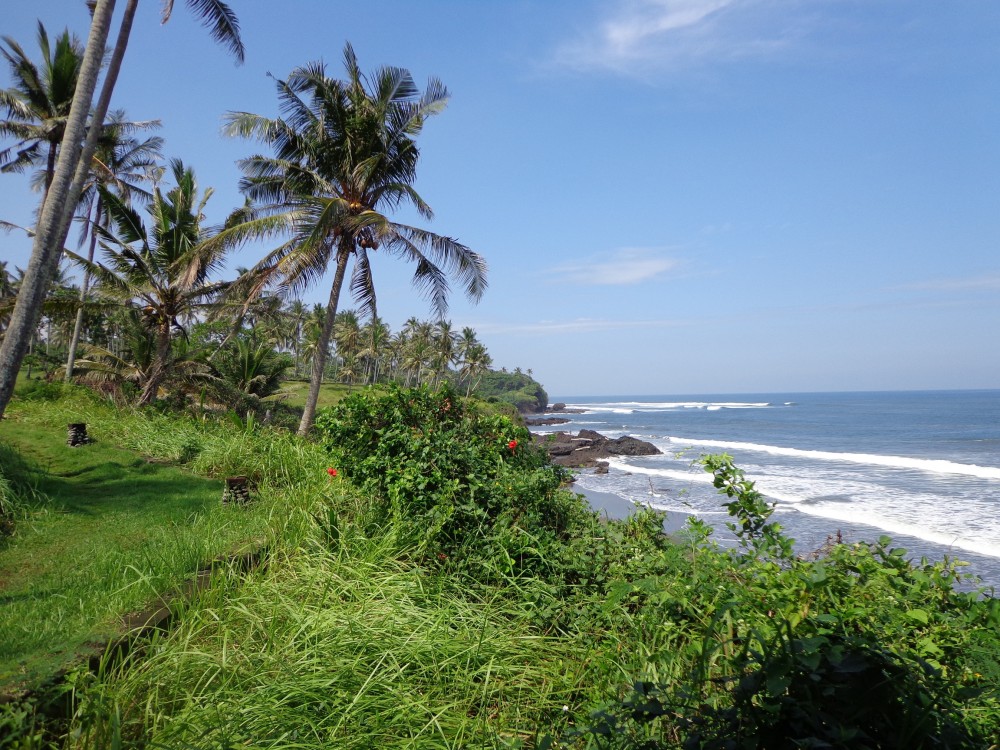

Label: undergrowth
[0,441,47,534]
[3,384,998,748]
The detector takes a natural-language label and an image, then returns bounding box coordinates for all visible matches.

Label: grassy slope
[4,386,998,747]
[278,380,356,410]
[0,389,327,694]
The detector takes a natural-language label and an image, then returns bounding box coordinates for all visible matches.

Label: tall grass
[8,387,330,489]
[0,442,46,524]
[9,385,996,748]
[73,526,589,749]
[0,388,335,688]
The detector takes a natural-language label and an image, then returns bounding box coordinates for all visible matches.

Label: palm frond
[387,223,488,303]
[180,0,245,64]
[100,187,148,245]
[349,246,377,320]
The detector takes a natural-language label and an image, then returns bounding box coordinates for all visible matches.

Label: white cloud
[549,247,680,285]
[553,0,814,75]
[603,0,735,52]
[896,274,1000,293]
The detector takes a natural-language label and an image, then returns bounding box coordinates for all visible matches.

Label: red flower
[508,439,518,452]
[327,467,338,478]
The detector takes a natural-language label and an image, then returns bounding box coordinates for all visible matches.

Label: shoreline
[572,483,692,534]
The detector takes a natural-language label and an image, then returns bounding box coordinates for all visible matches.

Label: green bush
[315,384,578,581]
[472,370,549,412]
[564,456,1000,749]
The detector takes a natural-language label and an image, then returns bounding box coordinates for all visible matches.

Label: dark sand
[572,484,692,534]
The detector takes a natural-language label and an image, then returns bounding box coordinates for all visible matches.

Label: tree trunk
[298,245,350,436]
[293,322,301,376]
[139,321,171,406]
[43,142,57,203]
[65,199,102,381]
[0,0,117,417]
[0,0,136,419]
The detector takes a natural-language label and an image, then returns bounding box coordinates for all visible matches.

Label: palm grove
[0,3,502,432]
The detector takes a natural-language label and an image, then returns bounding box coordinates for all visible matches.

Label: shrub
[315,384,577,580]
[564,455,1000,749]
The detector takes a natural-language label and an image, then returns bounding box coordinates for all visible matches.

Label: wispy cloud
[896,274,1000,293]
[471,318,686,336]
[553,0,816,76]
[549,247,681,285]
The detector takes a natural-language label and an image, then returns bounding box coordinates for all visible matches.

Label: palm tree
[359,316,390,384]
[300,303,326,374]
[0,22,84,196]
[40,261,78,359]
[224,43,488,434]
[460,342,492,397]
[434,320,457,383]
[456,326,478,364]
[332,309,361,379]
[400,320,435,387]
[284,298,307,375]
[0,0,244,420]
[65,111,163,381]
[336,354,361,387]
[70,159,238,405]
[60,308,156,393]
[212,333,292,417]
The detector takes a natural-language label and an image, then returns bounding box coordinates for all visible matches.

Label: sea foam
[664,436,1000,480]
[570,400,776,414]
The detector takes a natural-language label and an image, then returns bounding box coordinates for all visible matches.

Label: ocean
[539,390,1000,588]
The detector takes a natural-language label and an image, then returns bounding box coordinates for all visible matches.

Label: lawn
[0,389,322,694]
[278,379,357,410]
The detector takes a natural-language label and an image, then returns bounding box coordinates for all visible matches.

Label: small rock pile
[223,476,253,505]
[67,423,91,447]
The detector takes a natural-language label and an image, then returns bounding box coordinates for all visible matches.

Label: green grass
[76,534,585,748]
[3,385,998,748]
[279,379,357,410]
[0,387,332,694]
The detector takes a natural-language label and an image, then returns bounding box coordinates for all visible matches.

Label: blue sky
[3,1,999,396]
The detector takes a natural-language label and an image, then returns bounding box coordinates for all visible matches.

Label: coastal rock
[524,416,571,426]
[534,429,660,469]
[548,403,587,414]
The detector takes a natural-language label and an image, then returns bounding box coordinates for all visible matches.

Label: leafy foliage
[565,456,1000,749]
[7,387,997,747]
[474,369,549,412]
[208,331,292,417]
[316,383,574,579]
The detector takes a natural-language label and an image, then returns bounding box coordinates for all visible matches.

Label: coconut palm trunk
[298,240,350,435]
[0,0,118,418]
[44,142,57,197]
[64,199,102,381]
[0,0,241,419]
[139,320,172,405]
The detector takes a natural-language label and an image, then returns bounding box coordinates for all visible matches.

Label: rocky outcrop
[548,403,587,414]
[524,416,571,426]
[535,429,660,469]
